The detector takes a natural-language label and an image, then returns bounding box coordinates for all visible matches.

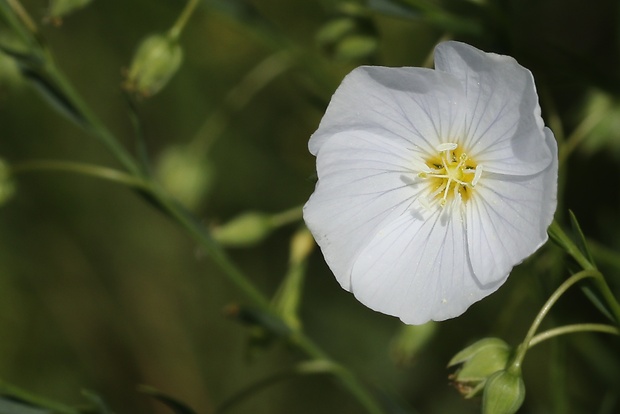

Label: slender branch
[10,160,151,190]
[168,0,200,40]
[42,64,143,177]
[548,220,620,325]
[269,205,303,228]
[1,5,386,411]
[528,324,619,348]
[558,106,607,164]
[548,220,594,271]
[509,269,600,372]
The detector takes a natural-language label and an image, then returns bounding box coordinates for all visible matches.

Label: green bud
[0,51,23,89]
[124,33,183,97]
[482,369,526,414]
[333,35,378,61]
[316,18,357,46]
[47,0,93,20]
[0,159,16,206]
[289,227,315,264]
[448,338,511,398]
[155,146,212,210]
[212,212,273,247]
[316,16,377,62]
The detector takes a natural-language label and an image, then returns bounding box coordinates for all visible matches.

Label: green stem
[188,50,294,156]
[8,163,382,414]
[215,360,335,414]
[528,323,620,348]
[269,205,303,228]
[2,5,385,412]
[548,220,593,271]
[548,220,620,325]
[509,269,600,373]
[0,379,79,414]
[150,186,272,310]
[168,0,200,40]
[558,105,607,164]
[42,64,143,177]
[592,275,620,326]
[291,335,383,414]
[6,0,37,34]
[9,160,150,190]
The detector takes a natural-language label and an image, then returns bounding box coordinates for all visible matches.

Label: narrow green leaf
[215,361,334,414]
[0,397,50,414]
[80,390,110,414]
[137,386,197,414]
[568,210,596,267]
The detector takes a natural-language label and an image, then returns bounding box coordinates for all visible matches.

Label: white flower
[303,41,558,325]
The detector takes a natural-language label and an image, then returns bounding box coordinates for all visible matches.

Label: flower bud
[155,145,212,210]
[0,159,16,207]
[47,0,93,21]
[448,338,511,398]
[212,212,273,247]
[124,33,183,97]
[289,227,315,265]
[316,16,378,62]
[482,369,526,414]
[0,52,24,90]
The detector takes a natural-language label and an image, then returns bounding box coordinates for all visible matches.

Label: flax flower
[303,41,558,324]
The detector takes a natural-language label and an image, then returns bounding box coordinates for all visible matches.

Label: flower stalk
[509,269,600,373]
[0,4,384,412]
[548,220,620,325]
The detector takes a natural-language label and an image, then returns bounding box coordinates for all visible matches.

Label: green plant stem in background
[188,50,295,156]
[528,324,620,348]
[509,269,600,373]
[9,160,151,190]
[269,205,303,228]
[548,220,620,325]
[559,105,608,165]
[0,3,386,412]
[168,0,200,41]
[42,65,143,177]
[214,360,336,414]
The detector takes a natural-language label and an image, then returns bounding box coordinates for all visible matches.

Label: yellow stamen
[417,143,482,209]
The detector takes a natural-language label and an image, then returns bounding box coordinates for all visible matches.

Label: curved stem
[2,7,385,412]
[9,160,151,190]
[548,220,620,325]
[548,220,594,271]
[215,360,335,414]
[6,166,383,414]
[528,323,619,348]
[168,0,200,40]
[42,64,143,177]
[559,106,607,165]
[509,269,600,372]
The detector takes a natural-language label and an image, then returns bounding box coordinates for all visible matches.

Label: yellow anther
[417,143,481,208]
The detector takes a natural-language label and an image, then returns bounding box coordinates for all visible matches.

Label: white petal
[350,209,505,325]
[309,65,467,158]
[434,41,552,176]
[466,128,558,284]
[303,129,426,290]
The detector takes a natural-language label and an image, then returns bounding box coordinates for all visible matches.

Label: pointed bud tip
[482,370,526,414]
[124,34,183,98]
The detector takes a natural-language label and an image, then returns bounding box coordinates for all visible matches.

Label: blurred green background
[1,0,620,413]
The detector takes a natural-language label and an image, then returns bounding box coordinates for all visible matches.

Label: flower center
[418,143,482,208]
